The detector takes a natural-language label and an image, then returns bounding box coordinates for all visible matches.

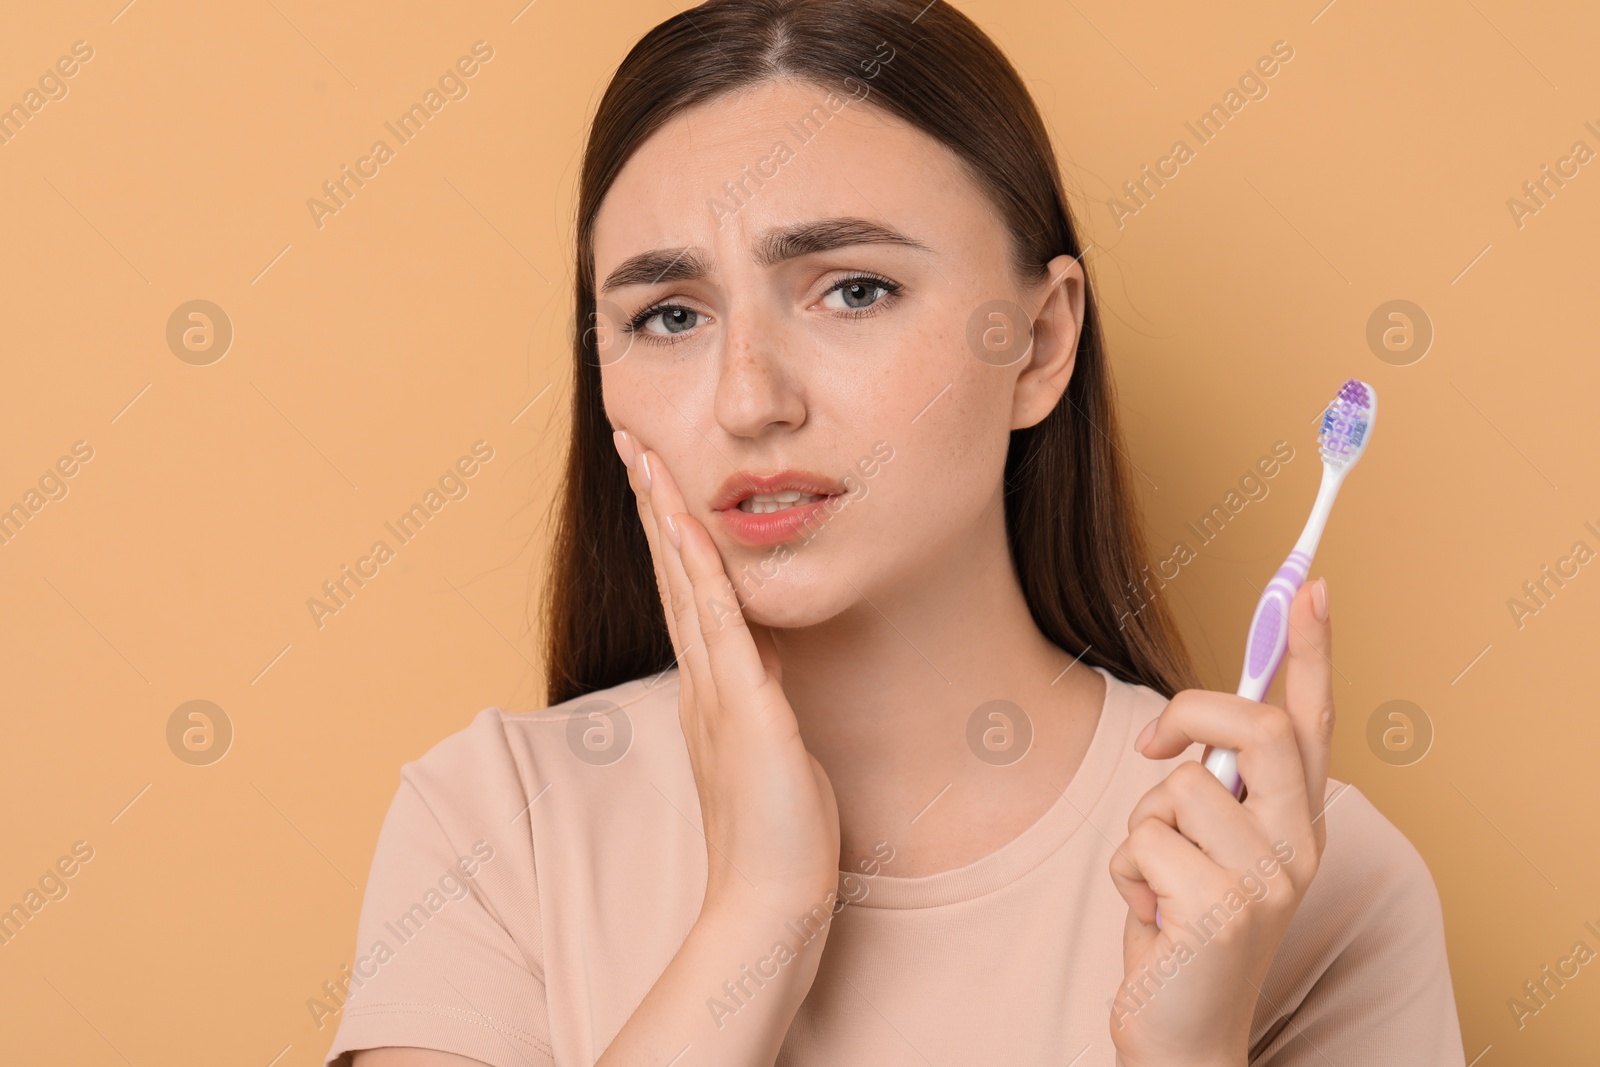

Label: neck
[754,510,1107,878]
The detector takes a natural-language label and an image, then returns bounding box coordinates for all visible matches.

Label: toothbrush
[1154,379,1375,931]
[1203,378,1378,798]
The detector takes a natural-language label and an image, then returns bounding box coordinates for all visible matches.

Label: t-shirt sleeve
[323,709,555,1067]
[1250,784,1466,1066]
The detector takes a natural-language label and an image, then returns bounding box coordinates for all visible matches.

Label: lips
[710,469,848,512]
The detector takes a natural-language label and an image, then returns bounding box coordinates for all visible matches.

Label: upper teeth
[739,490,828,514]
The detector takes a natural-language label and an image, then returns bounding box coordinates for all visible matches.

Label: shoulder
[397,669,687,822]
[363,669,694,921]
[327,670,696,1064]
[1250,781,1464,1063]
[1295,779,1450,964]
[1097,672,1208,793]
[1315,781,1440,907]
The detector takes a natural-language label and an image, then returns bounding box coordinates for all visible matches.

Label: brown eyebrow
[597,216,933,295]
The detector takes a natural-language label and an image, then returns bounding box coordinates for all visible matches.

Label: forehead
[591,78,1002,278]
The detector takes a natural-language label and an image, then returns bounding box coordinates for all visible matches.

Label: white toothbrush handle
[1205,464,1343,798]
[1156,470,1343,931]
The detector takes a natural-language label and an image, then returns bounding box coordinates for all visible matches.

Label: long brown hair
[539,0,1199,705]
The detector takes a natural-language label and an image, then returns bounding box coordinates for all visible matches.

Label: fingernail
[1311,577,1329,622]
[1154,904,1162,929]
[664,512,682,549]
[639,451,654,491]
[613,429,636,469]
[1135,718,1157,754]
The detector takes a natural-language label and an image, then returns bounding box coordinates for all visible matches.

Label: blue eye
[619,273,902,348]
[823,275,900,311]
[625,304,699,339]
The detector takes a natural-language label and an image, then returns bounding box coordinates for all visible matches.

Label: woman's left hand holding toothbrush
[1106,577,1335,1067]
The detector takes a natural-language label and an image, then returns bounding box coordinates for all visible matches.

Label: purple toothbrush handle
[1162,552,1311,931]
[1241,551,1310,699]
[1197,551,1311,806]
[1164,559,1312,934]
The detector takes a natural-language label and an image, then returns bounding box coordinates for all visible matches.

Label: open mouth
[710,469,848,546]
[715,487,846,548]
[736,490,836,514]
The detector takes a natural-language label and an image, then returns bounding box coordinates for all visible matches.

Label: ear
[1010,253,1087,431]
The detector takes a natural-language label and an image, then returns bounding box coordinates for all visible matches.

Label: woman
[324,1,1463,1064]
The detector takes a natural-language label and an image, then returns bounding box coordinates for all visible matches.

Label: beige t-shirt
[322,665,1464,1066]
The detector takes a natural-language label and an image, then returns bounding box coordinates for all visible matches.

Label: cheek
[598,366,721,513]
[600,365,681,445]
[824,318,1014,522]
[809,376,1008,577]
[896,413,1007,542]
[840,316,1002,447]
[903,356,1013,501]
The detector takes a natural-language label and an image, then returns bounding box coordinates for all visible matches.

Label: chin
[729,563,850,630]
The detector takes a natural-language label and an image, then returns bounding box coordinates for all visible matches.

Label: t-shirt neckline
[841,664,1132,910]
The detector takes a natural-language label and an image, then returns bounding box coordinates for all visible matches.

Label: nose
[713,306,806,439]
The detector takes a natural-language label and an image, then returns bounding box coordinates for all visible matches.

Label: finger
[749,620,784,687]
[1108,816,1222,929]
[614,431,694,704]
[1120,906,1160,988]
[1125,761,1272,872]
[641,448,714,707]
[614,431,682,651]
[1138,691,1311,839]
[1281,577,1335,839]
[671,509,780,712]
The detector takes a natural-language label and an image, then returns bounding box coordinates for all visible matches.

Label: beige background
[1,0,1595,1063]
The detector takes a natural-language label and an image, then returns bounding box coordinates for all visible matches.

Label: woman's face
[592,78,1083,629]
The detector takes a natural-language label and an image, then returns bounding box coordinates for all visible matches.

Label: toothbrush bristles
[1318,377,1375,470]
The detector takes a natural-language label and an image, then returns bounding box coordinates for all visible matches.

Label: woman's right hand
[614,429,842,922]
[359,439,844,1067]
